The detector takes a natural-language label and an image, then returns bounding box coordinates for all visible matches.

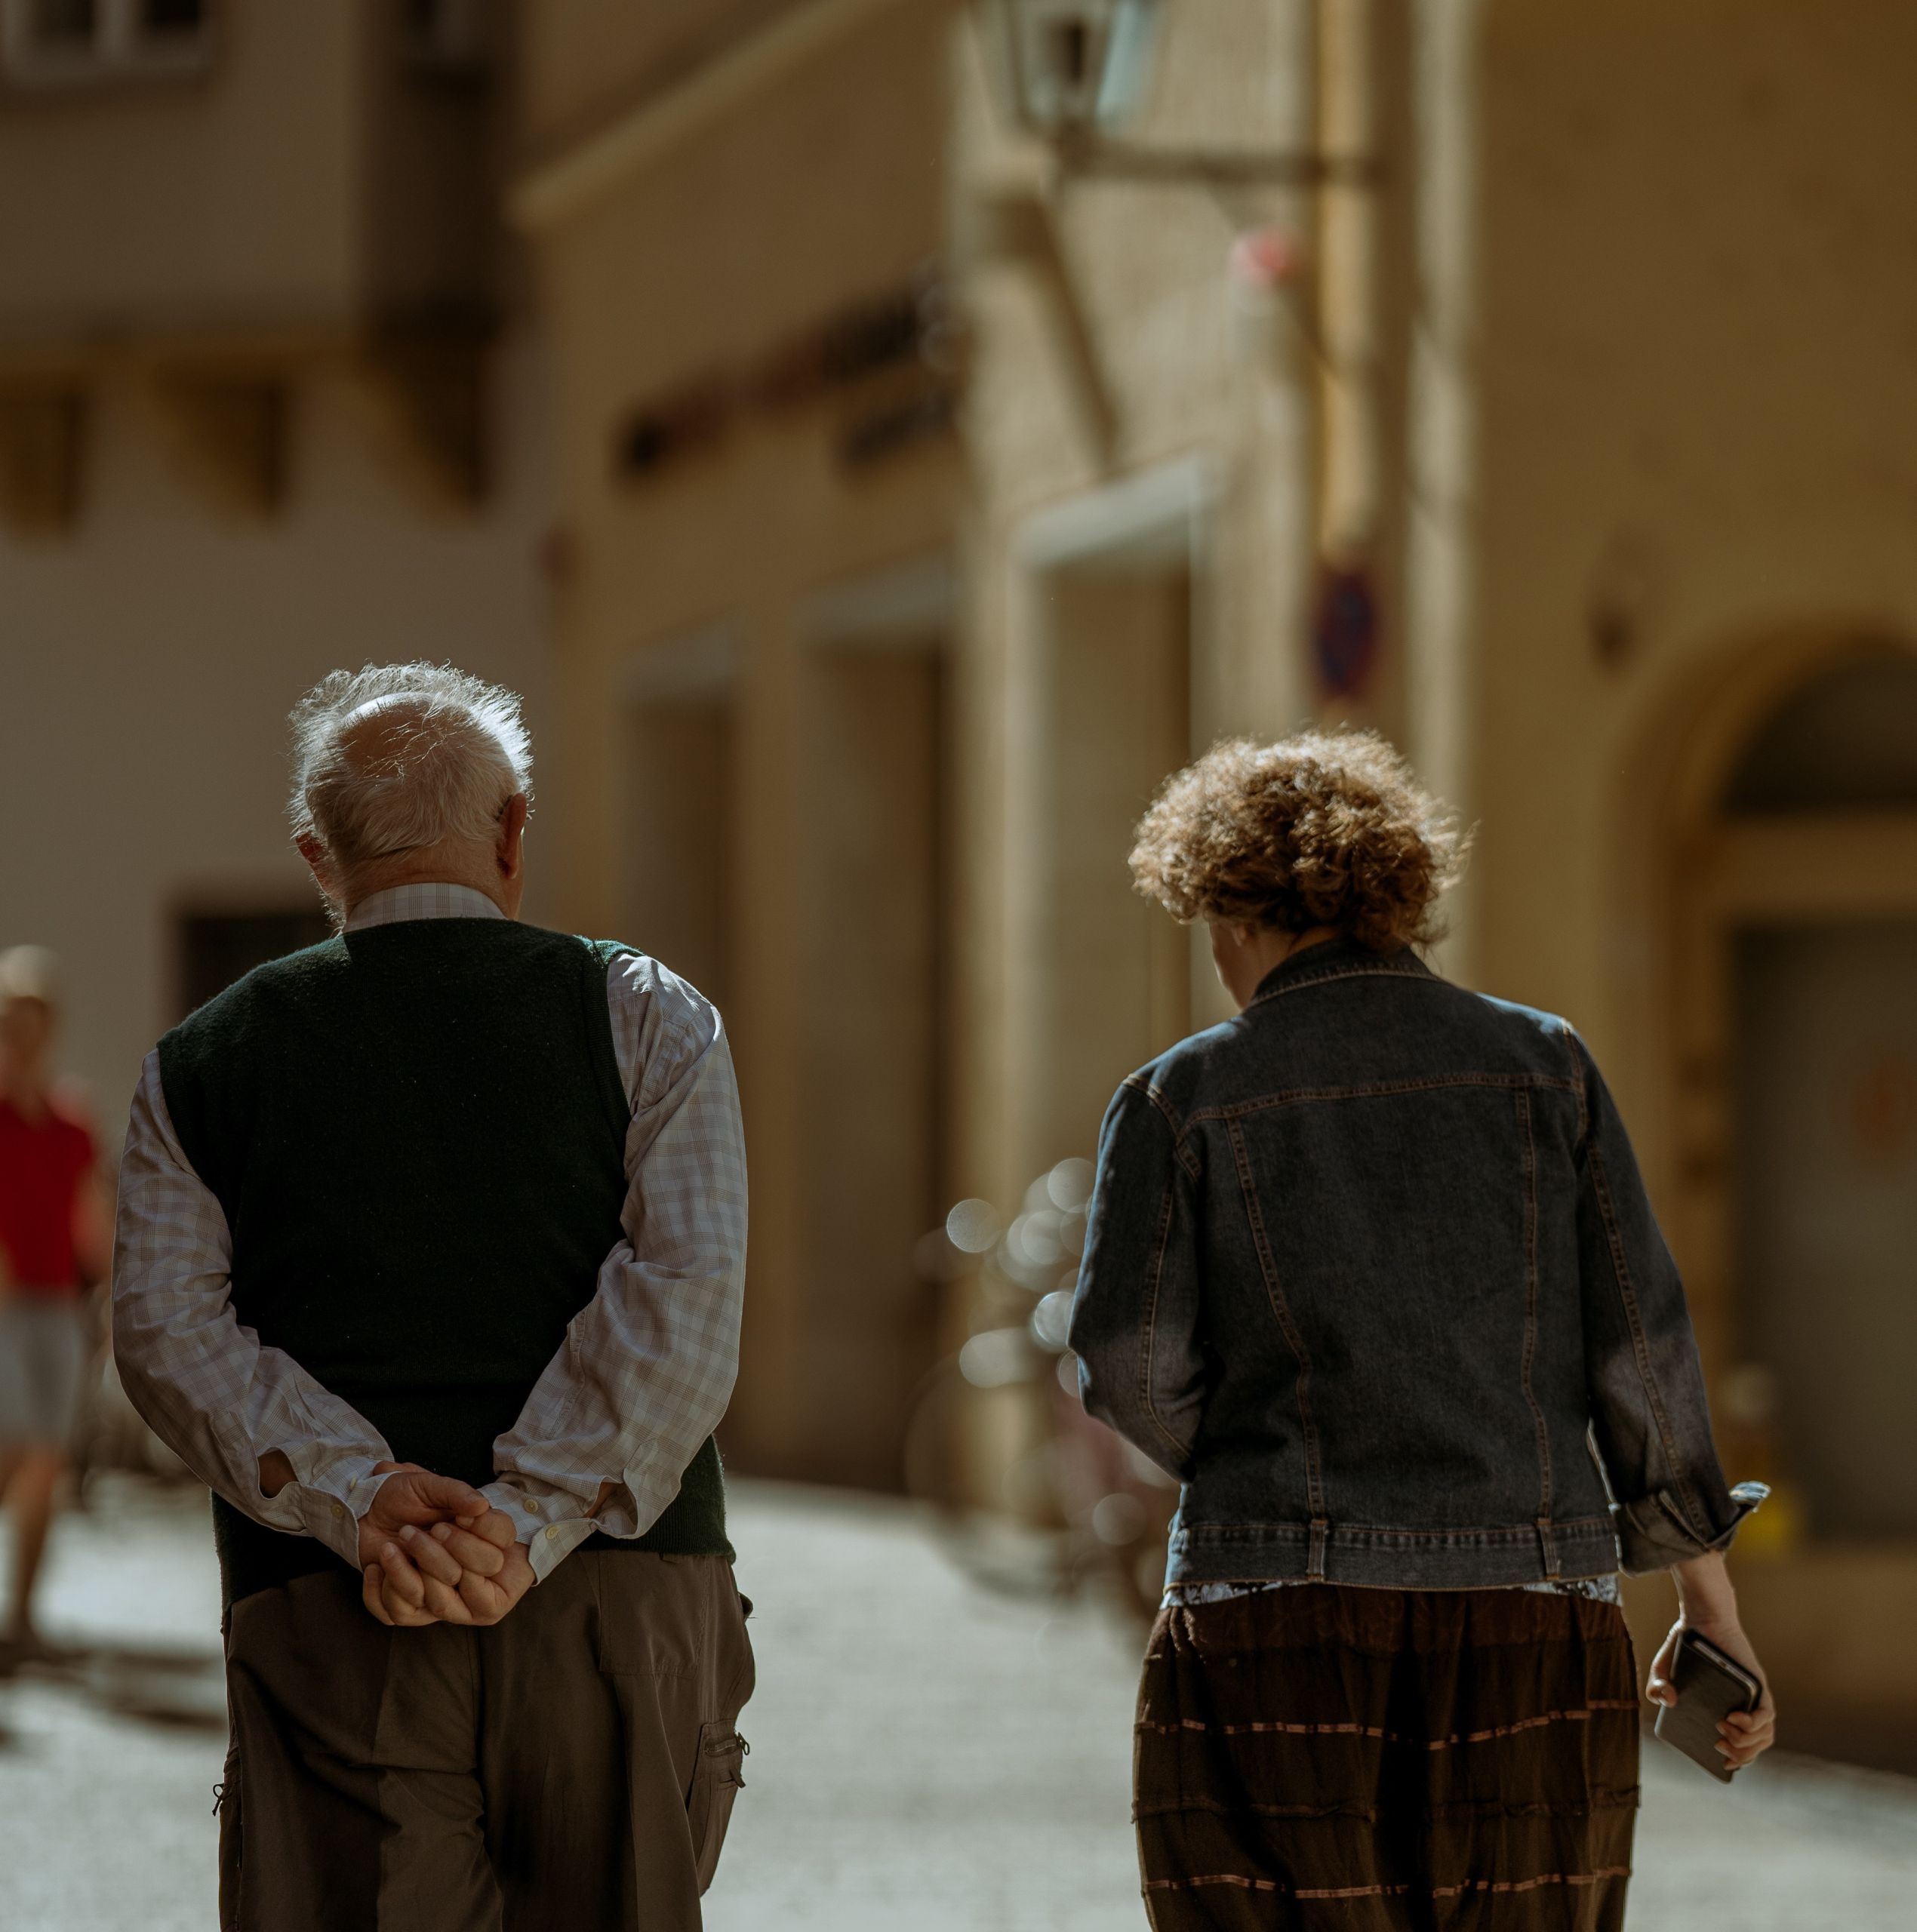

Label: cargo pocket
[687,1721,748,1894]
[215,1745,243,1932]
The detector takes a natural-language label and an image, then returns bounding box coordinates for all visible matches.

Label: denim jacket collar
[1248,935,1433,1008]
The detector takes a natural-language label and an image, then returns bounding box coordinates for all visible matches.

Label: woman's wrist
[1672,1549,1740,1627]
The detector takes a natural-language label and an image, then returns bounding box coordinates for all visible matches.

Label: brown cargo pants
[217,1551,753,1932]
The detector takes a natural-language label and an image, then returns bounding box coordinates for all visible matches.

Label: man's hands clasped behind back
[357,1462,535,1630]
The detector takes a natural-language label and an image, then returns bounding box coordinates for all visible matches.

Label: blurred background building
[510,0,963,1489]
[3,0,1912,1769]
[0,0,555,1095]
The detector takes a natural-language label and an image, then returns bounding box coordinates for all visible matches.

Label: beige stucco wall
[515,10,1917,1750]
[0,5,367,339]
[938,0,1917,1755]
[0,334,553,1143]
[1462,0,1917,1761]
[952,0,1329,1197]
[521,0,959,1477]
[0,0,505,349]
[956,0,1317,566]
[515,0,807,158]
[360,5,498,322]
[1466,0,1917,1050]
[531,0,955,942]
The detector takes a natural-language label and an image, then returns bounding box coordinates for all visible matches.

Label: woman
[0,946,109,1663]
[1069,733,1774,1930]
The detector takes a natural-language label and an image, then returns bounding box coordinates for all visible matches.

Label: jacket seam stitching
[1244,962,1436,1008]
[1562,1025,1590,1149]
[1515,1090,1556,1570]
[1224,1119,1325,1545]
[1586,1143,1711,1544]
[1605,1490,1716,1548]
[1174,1516,1618,1539]
[1126,1074,1202,1179]
[1186,1073,1576,1130]
[1137,1177,1195,1467]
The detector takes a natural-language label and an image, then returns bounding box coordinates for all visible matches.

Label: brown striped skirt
[1135,1585,1639,1930]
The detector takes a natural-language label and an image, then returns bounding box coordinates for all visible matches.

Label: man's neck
[342,868,511,923]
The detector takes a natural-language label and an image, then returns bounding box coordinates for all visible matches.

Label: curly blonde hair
[1128,731,1466,952]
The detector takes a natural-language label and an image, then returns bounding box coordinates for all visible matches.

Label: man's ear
[496,794,530,881]
[295,833,335,894]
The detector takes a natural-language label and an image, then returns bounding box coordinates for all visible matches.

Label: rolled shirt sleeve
[484,952,747,1582]
[111,1053,398,1571]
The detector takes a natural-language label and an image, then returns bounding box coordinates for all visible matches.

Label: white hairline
[288,663,534,878]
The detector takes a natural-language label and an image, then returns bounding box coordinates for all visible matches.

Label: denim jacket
[1069,937,1761,1589]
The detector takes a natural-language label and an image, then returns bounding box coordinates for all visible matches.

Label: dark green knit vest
[156,918,731,1605]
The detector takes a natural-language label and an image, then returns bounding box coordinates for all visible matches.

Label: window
[140,0,204,32]
[177,907,331,1020]
[1,0,212,86]
[30,0,97,47]
[402,0,489,75]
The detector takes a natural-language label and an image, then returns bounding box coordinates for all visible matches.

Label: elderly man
[112,663,751,1932]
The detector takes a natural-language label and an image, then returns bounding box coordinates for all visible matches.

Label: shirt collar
[343,882,507,933]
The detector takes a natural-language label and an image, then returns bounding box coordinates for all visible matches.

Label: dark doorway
[177,907,331,1019]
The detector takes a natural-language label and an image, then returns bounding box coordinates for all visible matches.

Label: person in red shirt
[0,947,108,1660]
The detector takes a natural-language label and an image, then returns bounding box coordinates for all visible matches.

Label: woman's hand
[1648,1551,1777,1772]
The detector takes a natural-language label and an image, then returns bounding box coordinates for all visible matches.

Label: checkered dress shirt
[111,882,747,1583]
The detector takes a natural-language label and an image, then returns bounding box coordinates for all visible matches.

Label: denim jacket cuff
[1615,1479,1769,1574]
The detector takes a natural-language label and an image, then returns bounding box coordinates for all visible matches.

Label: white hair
[289,662,533,875]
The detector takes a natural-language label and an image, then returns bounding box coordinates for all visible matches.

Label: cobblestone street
[2,1476,1912,1930]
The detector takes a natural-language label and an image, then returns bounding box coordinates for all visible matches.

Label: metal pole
[1057,140,1380,189]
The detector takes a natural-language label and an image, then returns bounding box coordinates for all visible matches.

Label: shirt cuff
[278,1456,402,1569]
[479,1479,607,1583]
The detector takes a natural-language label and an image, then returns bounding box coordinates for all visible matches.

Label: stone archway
[1602,631,1917,1339]
[1611,631,1917,1767]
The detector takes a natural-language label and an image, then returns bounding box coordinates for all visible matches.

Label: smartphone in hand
[1654,1629,1761,1783]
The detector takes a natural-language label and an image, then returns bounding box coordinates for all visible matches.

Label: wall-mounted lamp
[992,0,1160,137]
[986,0,1376,188]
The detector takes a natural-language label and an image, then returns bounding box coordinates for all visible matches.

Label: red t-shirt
[0,1094,96,1296]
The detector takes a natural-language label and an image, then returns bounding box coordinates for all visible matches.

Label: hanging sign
[1312,560,1380,698]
